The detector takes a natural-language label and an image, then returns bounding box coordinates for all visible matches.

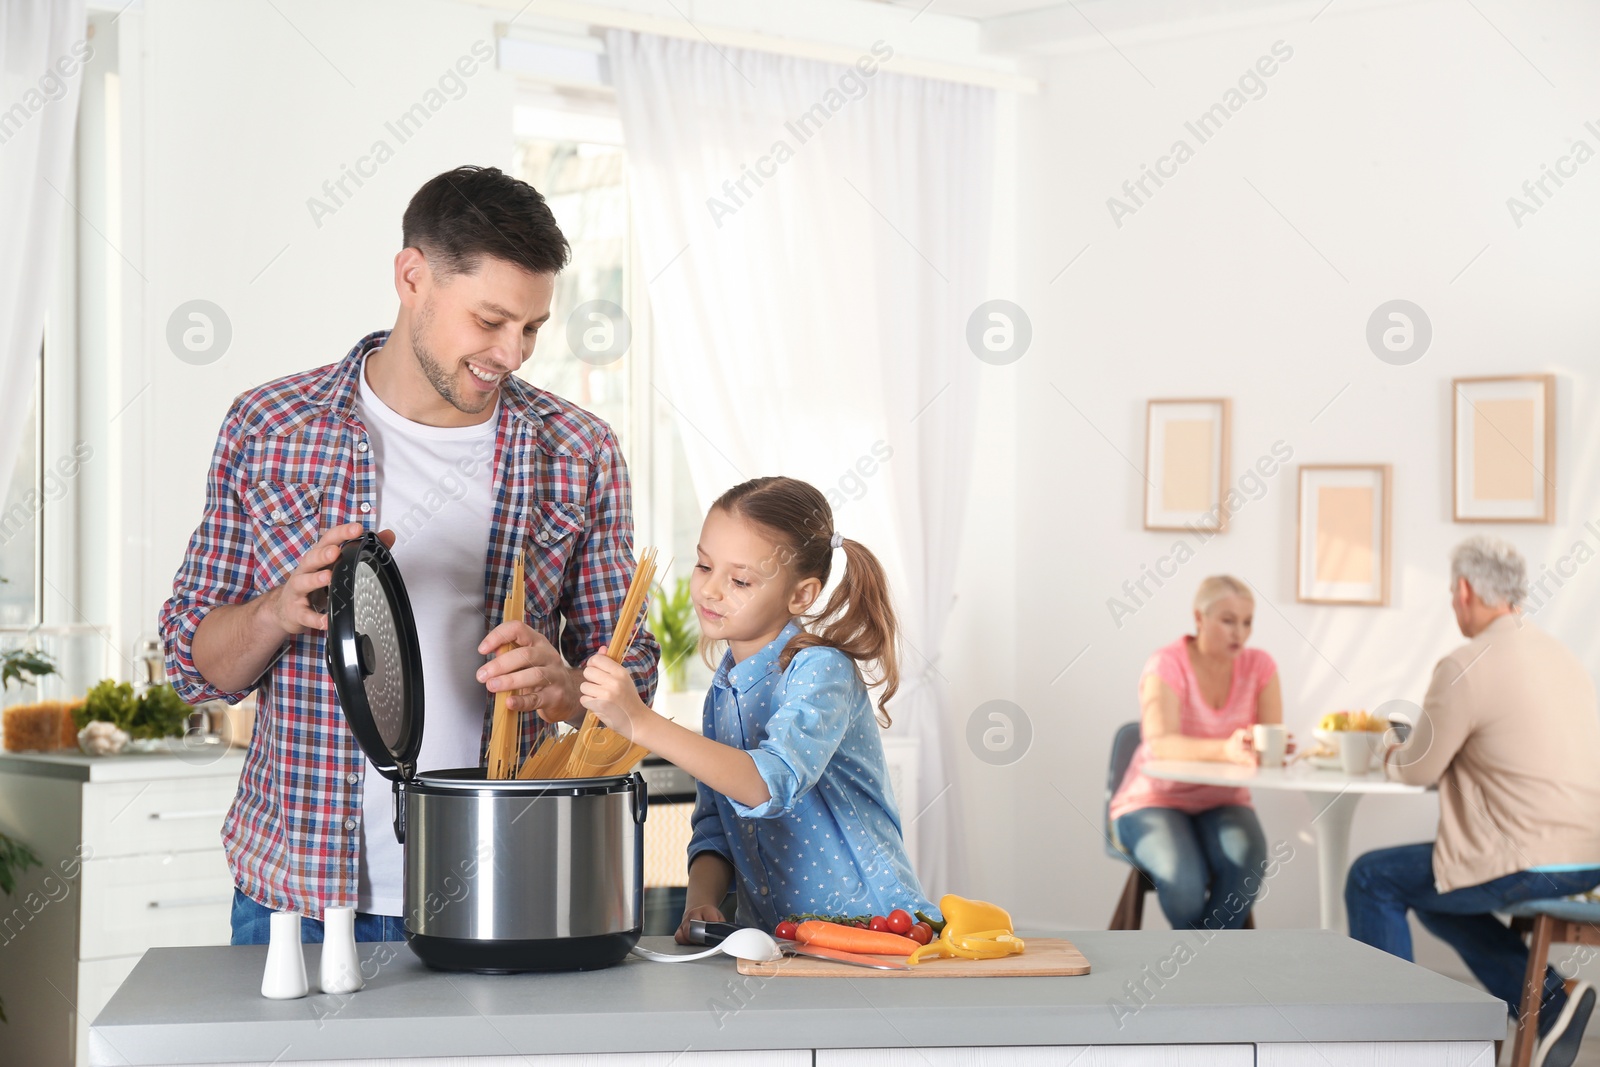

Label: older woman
[1109,575,1283,930]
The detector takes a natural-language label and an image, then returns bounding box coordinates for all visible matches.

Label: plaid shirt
[159,330,660,916]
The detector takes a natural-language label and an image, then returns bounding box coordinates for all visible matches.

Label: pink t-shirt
[1108,636,1278,823]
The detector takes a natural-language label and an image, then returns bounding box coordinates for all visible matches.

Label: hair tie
[829,531,844,550]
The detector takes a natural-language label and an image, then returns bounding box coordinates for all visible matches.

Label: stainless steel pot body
[399,770,645,972]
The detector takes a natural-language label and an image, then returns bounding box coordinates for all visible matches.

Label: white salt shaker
[319,906,365,995]
[261,910,309,999]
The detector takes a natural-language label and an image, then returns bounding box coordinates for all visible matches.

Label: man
[1346,536,1600,1067]
[159,165,659,944]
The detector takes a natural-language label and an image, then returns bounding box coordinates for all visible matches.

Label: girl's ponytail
[711,477,902,726]
[780,537,900,726]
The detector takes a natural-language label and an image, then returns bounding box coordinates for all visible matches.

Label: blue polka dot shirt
[687,619,935,930]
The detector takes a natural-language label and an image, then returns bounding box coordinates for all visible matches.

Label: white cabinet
[0,750,243,1067]
[818,1049,1255,1067]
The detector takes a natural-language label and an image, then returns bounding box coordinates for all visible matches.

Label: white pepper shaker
[261,910,309,999]
[319,906,365,995]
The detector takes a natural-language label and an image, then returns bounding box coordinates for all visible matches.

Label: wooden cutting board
[736,937,1089,978]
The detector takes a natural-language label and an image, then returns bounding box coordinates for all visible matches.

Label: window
[512,89,711,699]
[513,134,631,450]
[1,11,119,713]
[0,357,41,630]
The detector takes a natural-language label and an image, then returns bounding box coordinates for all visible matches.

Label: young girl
[579,476,934,941]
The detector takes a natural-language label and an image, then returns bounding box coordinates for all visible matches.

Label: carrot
[794,920,919,957]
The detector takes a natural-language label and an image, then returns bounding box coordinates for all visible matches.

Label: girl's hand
[675,903,727,946]
[1222,727,1256,766]
[477,622,583,725]
[579,654,653,741]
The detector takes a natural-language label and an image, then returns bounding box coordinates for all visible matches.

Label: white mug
[1339,733,1374,776]
[1252,724,1287,768]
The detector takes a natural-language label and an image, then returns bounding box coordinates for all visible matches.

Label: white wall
[999,0,1600,979]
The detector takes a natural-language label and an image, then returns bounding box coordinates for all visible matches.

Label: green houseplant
[648,576,696,693]
[0,575,57,691]
[0,831,41,1022]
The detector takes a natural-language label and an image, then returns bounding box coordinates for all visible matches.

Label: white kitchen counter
[88,930,1504,1066]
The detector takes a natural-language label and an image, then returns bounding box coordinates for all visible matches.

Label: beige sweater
[1389,614,1600,893]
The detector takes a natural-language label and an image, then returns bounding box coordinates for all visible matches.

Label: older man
[1346,536,1600,1067]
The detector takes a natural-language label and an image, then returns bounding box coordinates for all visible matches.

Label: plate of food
[1307,711,1394,773]
[1313,709,1391,745]
[1303,741,1342,770]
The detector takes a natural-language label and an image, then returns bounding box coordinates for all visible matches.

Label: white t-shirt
[354,356,498,916]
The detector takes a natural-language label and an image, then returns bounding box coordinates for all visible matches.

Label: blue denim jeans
[1346,843,1600,1037]
[229,887,408,946]
[1114,804,1269,930]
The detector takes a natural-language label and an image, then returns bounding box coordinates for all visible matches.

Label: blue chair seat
[1502,897,1600,925]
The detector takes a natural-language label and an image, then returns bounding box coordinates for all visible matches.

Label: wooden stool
[1503,897,1600,1067]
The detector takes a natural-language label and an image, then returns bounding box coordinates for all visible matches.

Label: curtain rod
[483,0,1039,93]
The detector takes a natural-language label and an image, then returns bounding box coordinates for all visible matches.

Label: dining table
[1141,758,1431,931]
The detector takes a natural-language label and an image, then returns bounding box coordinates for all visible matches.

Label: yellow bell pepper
[907,895,1026,965]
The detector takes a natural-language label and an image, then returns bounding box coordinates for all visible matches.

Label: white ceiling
[872,0,1061,19]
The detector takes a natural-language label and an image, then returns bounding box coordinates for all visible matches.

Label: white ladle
[630,928,782,964]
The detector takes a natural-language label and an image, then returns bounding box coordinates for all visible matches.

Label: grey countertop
[89,931,1504,1064]
[0,745,244,782]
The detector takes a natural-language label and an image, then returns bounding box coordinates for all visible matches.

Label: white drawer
[74,956,140,1067]
[79,851,234,960]
[82,776,237,858]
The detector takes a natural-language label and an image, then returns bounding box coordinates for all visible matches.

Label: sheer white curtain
[608,30,993,893]
[0,0,86,500]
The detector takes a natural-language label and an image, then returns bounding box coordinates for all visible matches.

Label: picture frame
[1296,465,1392,606]
[1144,398,1231,533]
[1452,374,1556,524]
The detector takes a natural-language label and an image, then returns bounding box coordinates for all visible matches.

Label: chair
[1503,895,1600,1067]
[1105,721,1253,930]
[1106,722,1151,929]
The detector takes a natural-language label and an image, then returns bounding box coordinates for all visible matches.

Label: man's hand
[579,654,655,742]
[476,623,583,724]
[192,523,393,695]
[675,904,727,946]
[260,522,396,638]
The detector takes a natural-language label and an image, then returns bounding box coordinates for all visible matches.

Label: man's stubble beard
[410,298,495,416]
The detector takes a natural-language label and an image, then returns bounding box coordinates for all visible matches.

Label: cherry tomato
[909,922,934,945]
[869,915,890,932]
[774,921,798,941]
[886,909,913,935]
[850,919,870,930]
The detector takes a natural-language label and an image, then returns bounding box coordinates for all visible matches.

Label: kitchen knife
[686,920,740,946]
[777,940,911,971]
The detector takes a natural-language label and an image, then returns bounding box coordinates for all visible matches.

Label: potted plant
[0,646,54,692]
[648,576,696,694]
[0,831,41,1022]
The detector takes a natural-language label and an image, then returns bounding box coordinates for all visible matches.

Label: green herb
[76,680,191,741]
[784,912,876,926]
[135,684,190,740]
[649,576,697,693]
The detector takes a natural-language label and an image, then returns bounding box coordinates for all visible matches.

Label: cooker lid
[325,531,424,783]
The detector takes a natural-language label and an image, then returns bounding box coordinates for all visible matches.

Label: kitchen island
[89,930,1503,1066]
